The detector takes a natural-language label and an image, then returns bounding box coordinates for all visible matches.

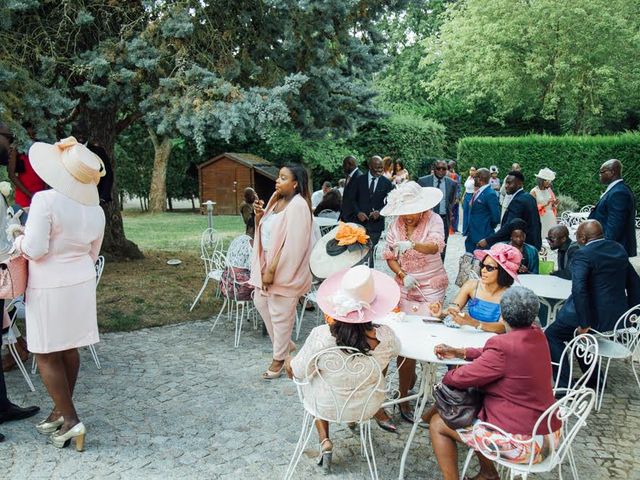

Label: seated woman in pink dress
[381,182,449,425]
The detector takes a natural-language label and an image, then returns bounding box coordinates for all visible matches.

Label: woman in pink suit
[250,164,313,380]
[381,181,449,426]
[12,137,105,451]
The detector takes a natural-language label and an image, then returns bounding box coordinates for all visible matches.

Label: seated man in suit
[589,159,637,257]
[545,220,640,390]
[479,170,542,250]
[339,155,362,222]
[353,155,393,266]
[418,160,457,260]
[547,225,579,280]
[463,168,500,253]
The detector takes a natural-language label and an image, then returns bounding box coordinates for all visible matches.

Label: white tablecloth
[519,274,572,301]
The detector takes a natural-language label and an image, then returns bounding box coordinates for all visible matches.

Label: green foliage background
[457,133,640,206]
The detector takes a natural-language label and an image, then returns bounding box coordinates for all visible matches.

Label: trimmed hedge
[349,114,447,178]
[457,134,640,206]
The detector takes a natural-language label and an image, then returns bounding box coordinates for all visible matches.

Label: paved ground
[1,234,640,479]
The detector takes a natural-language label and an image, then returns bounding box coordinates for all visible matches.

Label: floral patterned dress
[383,211,448,315]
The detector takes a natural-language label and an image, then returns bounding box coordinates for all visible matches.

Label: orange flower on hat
[334,222,369,246]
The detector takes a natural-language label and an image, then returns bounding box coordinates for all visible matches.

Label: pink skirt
[25,279,99,354]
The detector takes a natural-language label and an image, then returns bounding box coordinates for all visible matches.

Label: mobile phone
[422,318,441,324]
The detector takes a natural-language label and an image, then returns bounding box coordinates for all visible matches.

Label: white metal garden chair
[210,235,254,347]
[3,298,35,392]
[552,333,599,397]
[590,304,640,411]
[189,228,225,311]
[460,388,596,480]
[284,346,387,480]
[295,282,322,340]
[578,205,594,213]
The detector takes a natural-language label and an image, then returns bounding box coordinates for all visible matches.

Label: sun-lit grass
[97,211,246,332]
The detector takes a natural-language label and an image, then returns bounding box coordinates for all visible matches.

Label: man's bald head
[547,225,569,249]
[599,159,622,185]
[474,168,491,187]
[576,220,604,245]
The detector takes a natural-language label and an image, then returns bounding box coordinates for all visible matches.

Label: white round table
[518,274,572,325]
[377,315,495,479]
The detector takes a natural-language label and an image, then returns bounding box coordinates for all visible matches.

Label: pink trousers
[253,289,299,361]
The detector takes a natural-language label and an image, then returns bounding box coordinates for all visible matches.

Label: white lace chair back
[95,255,105,286]
[294,346,385,424]
[200,228,224,274]
[471,388,595,473]
[226,235,253,269]
[554,333,599,393]
[579,205,594,213]
[605,305,640,350]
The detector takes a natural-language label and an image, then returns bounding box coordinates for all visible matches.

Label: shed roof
[198,152,278,180]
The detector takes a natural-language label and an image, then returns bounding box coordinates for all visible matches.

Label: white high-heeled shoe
[50,422,86,451]
[36,416,64,434]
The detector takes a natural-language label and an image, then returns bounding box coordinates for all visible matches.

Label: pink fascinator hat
[473,243,522,280]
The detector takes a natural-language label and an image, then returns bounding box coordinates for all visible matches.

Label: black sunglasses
[434,166,447,171]
[479,262,499,273]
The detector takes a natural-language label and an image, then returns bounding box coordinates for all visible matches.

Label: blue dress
[467,281,501,322]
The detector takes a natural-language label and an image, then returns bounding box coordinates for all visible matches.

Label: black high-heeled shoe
[399,407,415,424]
[317,438,333,473]
[374,409,398,433]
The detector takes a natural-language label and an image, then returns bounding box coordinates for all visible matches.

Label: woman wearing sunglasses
[432,244,521,333]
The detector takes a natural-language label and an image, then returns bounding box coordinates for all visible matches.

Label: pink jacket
[14,190,105,289]
[250,193,312,297]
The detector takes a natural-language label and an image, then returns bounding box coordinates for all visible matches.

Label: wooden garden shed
[197,153,278,215]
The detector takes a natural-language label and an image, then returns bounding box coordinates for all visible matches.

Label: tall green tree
[423,0,640,134]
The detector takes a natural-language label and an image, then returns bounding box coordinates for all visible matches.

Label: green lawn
[122,211,245,251]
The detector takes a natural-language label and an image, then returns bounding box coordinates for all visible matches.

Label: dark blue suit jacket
[463,186,500,252]
[556,239,640,331]
[417,175,457,216]
[352,173,393,234]
[589,181,637,257]
[486,190,542,250]
[339,168,363,222]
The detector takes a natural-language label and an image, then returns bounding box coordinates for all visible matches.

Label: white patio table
[518,274,572,325]
[378,315,495,480]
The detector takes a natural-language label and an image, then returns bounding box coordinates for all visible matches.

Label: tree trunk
[82,107,143,260]
[167,196,173,211]
[191,195,196,211]
[148,130,172,214]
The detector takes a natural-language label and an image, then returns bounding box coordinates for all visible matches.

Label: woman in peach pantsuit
[250,164,313,380]
[13,137,105,451]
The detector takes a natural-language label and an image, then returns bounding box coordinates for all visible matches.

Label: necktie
[437,178,442,189]
[369,177,376,196]
[471,189,480,204]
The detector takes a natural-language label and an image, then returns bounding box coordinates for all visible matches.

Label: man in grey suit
[418,159,457,260]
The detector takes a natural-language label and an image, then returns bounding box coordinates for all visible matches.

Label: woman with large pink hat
[284,265,400,473]
[431,243,521,335]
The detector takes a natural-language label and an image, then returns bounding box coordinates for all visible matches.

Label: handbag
[455,252,480,287]
[432,382,483,430]
[0,255,28,299]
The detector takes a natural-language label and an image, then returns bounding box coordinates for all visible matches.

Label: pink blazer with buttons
[14,190,105,289]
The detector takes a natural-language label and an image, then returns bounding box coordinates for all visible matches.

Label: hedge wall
[457,133,640,206]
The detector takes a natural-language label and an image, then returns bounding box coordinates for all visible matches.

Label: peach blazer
[14,190,105,289]
[250,193,313,297]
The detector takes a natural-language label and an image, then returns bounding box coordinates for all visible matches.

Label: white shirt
[311,190,324,209]
[260,210,282,252]
[503,188,523,209]
[602,179,623,197]
[464,176,476,194]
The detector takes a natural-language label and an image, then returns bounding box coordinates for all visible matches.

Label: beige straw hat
[380,181,443,217]
[29,137,106,206]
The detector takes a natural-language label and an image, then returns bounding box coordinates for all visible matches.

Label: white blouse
[260,210,282,252]
[464,176,476,194]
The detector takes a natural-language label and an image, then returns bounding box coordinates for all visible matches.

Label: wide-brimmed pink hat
[473,243,522,280]
[317,265,400,323]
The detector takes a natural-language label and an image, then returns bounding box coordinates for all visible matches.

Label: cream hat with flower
[380,181,443,217]
[29,137,105,206]
[535,168,556,182]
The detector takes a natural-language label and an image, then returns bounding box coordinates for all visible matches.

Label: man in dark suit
[463,168,501,253]
[339,155,362,222]
[548,225,579,280]
[588,159,637,257]
[546,220,640,390]
[480,170,542,250]
[0,124,40,442]
[418,160,457,260]
[352,155,393,266]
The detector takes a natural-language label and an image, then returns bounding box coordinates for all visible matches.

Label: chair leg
[360,420,379,480]
[189,278,210,311]
[88,344,101,370]
[234,302,245,348]
[459,449,474,480]
[8,343,35,392]
[31,355,37,375]
[283,412,315,480]
[596,358,612,411]
[631,354,640,393]
[210,297,228,332]
[567,446,579,480]
[296,298,308,340]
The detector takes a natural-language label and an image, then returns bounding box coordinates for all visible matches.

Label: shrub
[349,114,447,179]
[556,194,579,214]
[457,133,640,206]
